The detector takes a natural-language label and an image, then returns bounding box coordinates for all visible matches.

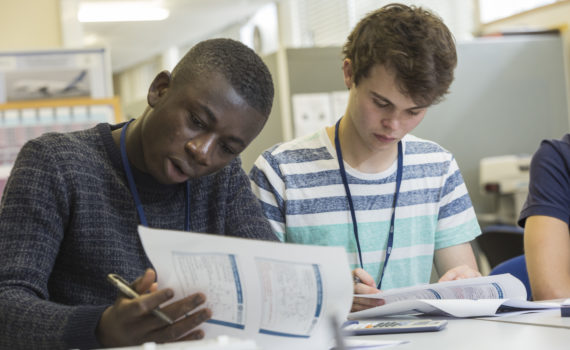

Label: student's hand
[438,264,481,282]
[351,268,385,312]
[96,269,212,347]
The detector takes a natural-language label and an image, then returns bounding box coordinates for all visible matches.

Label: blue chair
[490,254,532,300]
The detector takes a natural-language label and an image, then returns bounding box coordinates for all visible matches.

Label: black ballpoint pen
[107,273,174,325]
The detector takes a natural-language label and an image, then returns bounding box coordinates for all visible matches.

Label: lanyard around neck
[334,118,403,289]
[119,120,190,231]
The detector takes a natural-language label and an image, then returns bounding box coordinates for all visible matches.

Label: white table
[479,309,570,329]
[345,312,570,350]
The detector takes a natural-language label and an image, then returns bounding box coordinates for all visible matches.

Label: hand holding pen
[351,268,385,312]
[107,273,174,325]
[96,268,212,347]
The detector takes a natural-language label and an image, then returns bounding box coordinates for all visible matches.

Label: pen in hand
[107,273,174,325]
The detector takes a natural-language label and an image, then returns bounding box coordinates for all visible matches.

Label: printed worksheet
[172,252,246,329]
[349,274,559,319]
[138,226,353,350]
[367,274,527,304]
[255,258,323,337]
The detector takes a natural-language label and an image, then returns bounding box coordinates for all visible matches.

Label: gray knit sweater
[0,123,277,349]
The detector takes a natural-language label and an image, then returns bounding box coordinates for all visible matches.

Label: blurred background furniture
[476,225,524,270]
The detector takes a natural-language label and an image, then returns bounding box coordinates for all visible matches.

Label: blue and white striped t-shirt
[249,128,481,290]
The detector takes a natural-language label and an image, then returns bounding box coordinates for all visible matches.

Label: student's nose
[185,134,216,166]
[381,113,400,130]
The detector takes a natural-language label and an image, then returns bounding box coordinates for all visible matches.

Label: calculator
[342,319,448,335]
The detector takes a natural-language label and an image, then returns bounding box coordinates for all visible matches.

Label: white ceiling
[79,0,275,72]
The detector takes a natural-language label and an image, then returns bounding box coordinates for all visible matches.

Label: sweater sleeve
[0,139,106,349]
[223,157,278,241]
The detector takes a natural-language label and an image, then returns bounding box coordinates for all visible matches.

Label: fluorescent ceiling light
[78,1,169,22]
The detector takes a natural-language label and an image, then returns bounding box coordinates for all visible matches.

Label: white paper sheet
[138,226,353,350]
[349,275,559,319]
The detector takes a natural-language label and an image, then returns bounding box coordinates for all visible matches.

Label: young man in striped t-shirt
[250,3,482,311]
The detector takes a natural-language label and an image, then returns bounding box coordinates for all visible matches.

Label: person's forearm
[0,288,106,349]
[524,215,570,301]
[434,242,479,277]
[532,279,570,300]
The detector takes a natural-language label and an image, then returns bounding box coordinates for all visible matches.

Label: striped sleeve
[434,156,481,249]
[249,148,287,241]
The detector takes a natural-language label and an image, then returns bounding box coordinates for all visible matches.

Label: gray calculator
[342,319,448,335]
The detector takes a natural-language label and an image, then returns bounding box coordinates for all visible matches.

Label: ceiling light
[83,34,101,46]
[78,1,170,22]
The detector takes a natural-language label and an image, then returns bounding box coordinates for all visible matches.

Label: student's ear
[147,70,172,107]
[343,59,354,89]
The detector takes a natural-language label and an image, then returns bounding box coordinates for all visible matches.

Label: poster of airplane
[5,69,91,101]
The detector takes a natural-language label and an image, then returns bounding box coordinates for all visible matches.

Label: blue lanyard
[334,119,403,289]
[119,120,190,231]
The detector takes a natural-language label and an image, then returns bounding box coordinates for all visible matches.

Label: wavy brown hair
[342,3,457,106]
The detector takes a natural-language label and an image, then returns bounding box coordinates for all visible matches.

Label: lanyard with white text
[334,118,403,289]
[120,120,190,231]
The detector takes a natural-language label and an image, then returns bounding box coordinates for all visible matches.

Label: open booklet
[349,274,560,319]
[138,226,354,350]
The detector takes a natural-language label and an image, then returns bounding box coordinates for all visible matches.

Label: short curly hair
[171,38,274,118]
[342,3,457,106]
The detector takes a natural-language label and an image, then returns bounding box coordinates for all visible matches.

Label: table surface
[345,310,570,350]
[479,308,570,328]
[107,310,570,350]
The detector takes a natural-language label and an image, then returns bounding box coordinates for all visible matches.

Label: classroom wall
[478,1,570,127]
[414,35,569,220]
[0,0,62,50]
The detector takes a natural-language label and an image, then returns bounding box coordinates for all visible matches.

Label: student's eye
[189,113,206,129]
[220,143,237,155]
[373,99,390,108]
[407,110,420,117]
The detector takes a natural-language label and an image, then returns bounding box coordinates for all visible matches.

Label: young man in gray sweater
[0,38,277,349]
